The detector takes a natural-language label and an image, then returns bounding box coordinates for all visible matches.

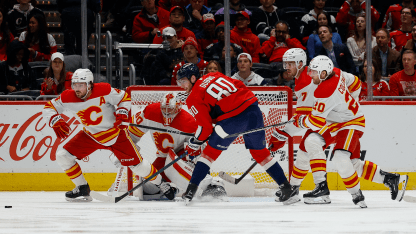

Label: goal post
[111,85,294,195]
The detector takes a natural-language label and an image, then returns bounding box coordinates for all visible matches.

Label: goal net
[109,85,293,195]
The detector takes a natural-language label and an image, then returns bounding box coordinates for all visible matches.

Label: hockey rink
[1,190,415,233]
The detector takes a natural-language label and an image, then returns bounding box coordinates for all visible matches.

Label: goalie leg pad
[290,150,310,186]
[129,159,162,185]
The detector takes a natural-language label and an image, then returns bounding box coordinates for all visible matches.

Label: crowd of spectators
[2,0,416,100]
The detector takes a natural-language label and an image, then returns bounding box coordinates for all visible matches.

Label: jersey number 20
[207,78,237,101]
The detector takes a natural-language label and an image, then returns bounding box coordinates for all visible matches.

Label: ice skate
[201,184,227,198]
[275,185,299,202]
[65,184,92,202]
[278,183,301,205]
[381,170,407,201]
[352,189,367,208]
[182,183,198,205]
[159,182,179,200]
[303,180,331,204]
[396,175,409,202]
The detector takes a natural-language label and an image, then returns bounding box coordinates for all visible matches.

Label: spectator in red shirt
[259,21,306,64]
[40,52,73,95]
[336,0,379,39]
[19,13,57,62]
[230,11,261,63]
[389,49,416,97]
[0,8,14,62]
[197,13,217,58]
[132,0,170,43]
[382,0,416,32]
[171,37,208,84]
[153,6,197,44]
[390,7,414,52]
[359,59,390,101]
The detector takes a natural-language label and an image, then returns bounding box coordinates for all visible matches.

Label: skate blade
[396,175,409,202]
[356,201,367,208]
[65,196,93,202]
[282,195,301,205]
[304,195,331,204]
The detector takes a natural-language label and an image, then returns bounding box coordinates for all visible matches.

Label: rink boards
[0,101,415,191]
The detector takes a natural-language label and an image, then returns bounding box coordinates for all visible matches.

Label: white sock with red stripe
[129,159,162,185]
[56,149,87,186]
[333,150,360,194]
[290,150,310,186]
[352,159,383,184]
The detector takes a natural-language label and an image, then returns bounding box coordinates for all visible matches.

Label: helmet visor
[283,61,296,70]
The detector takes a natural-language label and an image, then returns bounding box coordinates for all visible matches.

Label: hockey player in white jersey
[42,69,176,202]
[296,56,408,208]
[270,49,362,204]
[109,92,226,200]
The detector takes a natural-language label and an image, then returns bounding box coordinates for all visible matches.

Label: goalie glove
[185,137,203,157]
[159,182,178,200]
[269,129,290,152]
[50,114,71,139]
[113,108,129,130]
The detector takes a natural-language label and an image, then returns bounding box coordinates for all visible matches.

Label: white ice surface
[1,190,416,234]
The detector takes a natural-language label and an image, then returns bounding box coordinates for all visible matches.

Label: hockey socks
[190,161,211,186]
[266,162,288,185]
[65,162,87,186]
[333,150,360,194]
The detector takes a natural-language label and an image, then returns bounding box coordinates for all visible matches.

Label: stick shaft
[225,120,294,139]
[127,123,194,136]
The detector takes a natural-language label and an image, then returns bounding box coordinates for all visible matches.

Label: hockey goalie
[108,92,227,200]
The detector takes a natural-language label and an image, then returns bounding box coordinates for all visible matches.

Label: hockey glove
[185,137,203,157]
[270,129,290,152]
[113,108,129,130]
[159,182,178,200]
[293,115,308,129]
[50,114,71,139]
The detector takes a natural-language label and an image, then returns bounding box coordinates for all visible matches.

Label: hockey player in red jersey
[296,56,409,208]
[176,63,300,205]
[109,92,226,200]
[42,69,176,202]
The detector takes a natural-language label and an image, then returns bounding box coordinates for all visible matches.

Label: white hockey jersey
[231,71,268,86]
[42,83,131,146]
[284,67,362,136]
[128,103,197,157]
[304,70,365,134]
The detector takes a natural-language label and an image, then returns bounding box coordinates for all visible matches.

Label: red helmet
[160,92,182,125]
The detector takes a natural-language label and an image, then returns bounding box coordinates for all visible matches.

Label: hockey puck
[5,206,12,208]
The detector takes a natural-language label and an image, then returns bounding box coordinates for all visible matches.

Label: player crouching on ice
[296,56,408,208]
[176,63,300,205]
[108,92,227,200]
[42,69,176,202]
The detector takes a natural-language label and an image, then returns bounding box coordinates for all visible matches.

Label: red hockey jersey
[390,30,412,51]
[382,4,416,31]
[230,27,261,63]
[359,80,390,101]
[186,72,257,141]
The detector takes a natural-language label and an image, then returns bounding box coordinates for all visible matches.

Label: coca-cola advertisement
[0,103,115,173]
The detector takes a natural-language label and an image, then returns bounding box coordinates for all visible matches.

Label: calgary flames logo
[77,106,103,126]
[165,93,174,105]
[153,132,174,154]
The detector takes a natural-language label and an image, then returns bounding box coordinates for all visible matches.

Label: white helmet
[72,68,94,98]
[307,55,334,82]
[160,92,182,126]
[283,48,307,77]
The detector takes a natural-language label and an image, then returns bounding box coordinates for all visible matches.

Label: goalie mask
[161,92,182,125]
[307,55,334,83]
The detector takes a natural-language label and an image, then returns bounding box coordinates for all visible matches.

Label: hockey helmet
[283,48,307,70]
[176,63,200,86]
[72,68,94,86]
[307,55,334,82]
[160,92,182,125]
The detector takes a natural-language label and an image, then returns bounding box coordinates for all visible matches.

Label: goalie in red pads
[176,63,300,205]
[109,92,226,200]
[42,69,175,202]
[296,56,409,208]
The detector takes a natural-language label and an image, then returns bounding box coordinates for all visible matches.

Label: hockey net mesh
[118,86,293,191]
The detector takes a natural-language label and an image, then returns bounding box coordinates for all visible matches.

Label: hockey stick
[215,119,294,139]
[219,146,272,185]
[91,152,186,203]
[122,123,193,136]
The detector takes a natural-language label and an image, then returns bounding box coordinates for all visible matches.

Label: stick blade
[90,191,116,203]
[219,171,236,184]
